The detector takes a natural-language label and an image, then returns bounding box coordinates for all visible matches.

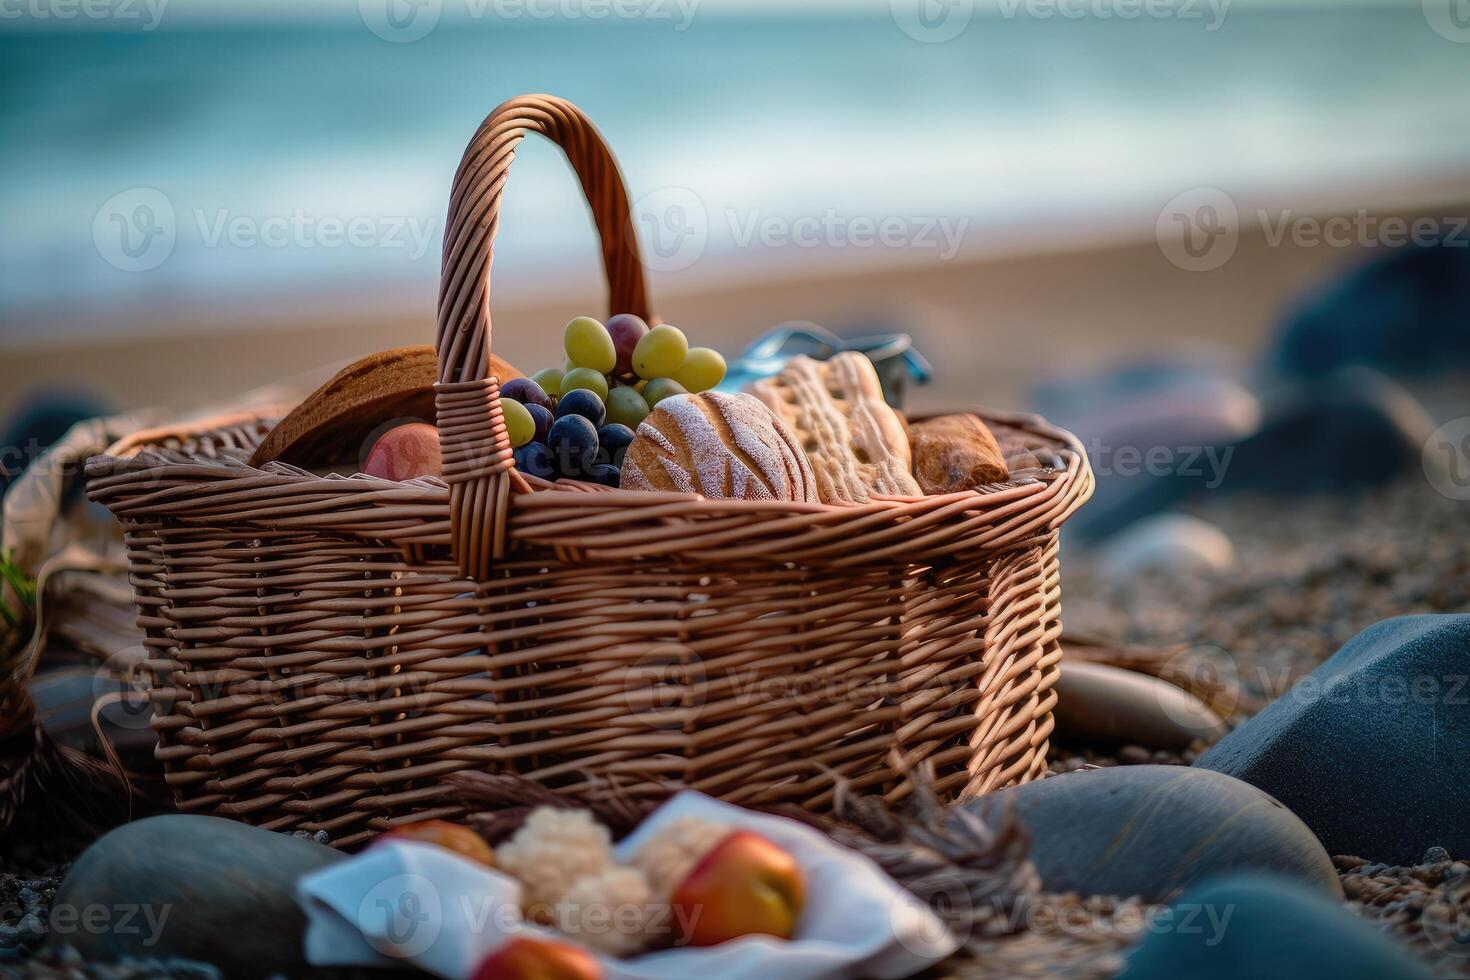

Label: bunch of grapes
[500,314,726,486]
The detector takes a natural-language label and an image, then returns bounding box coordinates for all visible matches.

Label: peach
[375,819,495,869]
[363,422,441,481]
[470,935,603,980]
[670,830,804,947]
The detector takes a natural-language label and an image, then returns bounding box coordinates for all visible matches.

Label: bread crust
[619,391,819,501]
[748,353,920,503]
[908,413,1009,493]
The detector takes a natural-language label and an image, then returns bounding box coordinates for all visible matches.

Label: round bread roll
[620,391,819,502]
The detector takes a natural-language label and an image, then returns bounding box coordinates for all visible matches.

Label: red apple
[670,830,805,947]
[363,422,441,481]
[470,935,603,980]
[374,819,495,868]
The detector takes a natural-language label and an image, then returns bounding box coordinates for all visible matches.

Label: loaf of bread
[747,353,920,503]
[619,391,818,502]
[908,413,1009,493]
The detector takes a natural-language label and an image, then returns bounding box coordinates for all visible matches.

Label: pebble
[1052,661,1227,751]
[962,765,1340,902]
[1096,513,1236,579]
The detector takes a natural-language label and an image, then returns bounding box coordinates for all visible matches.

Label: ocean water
[2,3,1468,341]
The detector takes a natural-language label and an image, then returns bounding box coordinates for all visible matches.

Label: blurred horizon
[4,0,1470,350]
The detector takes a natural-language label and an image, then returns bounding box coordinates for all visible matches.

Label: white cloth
[298,790,959,979]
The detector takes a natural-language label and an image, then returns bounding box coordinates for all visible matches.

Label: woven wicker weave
[85,95,1093,847]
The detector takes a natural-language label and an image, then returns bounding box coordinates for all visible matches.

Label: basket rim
[85,405,1093,567]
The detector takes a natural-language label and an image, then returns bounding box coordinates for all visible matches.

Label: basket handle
[435,94,654,579]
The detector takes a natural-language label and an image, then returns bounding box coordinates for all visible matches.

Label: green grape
[560,366,609,401]
[563,356,576,375]
[671,347,726,393]
[632,324,688,379]
[642,377,687,410]
[606,384,650,429]
[564,316,617,373]
[530,367,563,397]
[502,397,535,448]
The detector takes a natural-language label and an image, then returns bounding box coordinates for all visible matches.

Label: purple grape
[501,377,553,411]
[589,463,621,488]
[555,388,606,428]
[513,442,556,480]
[548,414,598,475]
[526,403,554,444]
[606,313,650,378]
[597,423,636,467]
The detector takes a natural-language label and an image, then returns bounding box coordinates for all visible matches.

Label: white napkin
[298,790,958,979]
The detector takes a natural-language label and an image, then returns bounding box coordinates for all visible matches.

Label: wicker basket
[85,94,1093,847]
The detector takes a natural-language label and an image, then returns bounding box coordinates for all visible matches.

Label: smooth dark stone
[1031,361,1259,544]
[1072,367,1435,540]
[1269,237,1470,380]
[1215,369,1436,493]
[46,815,344,979]
[1052,661,1228,751]
[962,766,1340,902]
[1197,615,1470,864]
[1120,873,1431,979]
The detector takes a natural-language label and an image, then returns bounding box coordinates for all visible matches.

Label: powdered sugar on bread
[620,391,818,501]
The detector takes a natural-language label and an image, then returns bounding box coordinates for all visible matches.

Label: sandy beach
[9,195,1468,425]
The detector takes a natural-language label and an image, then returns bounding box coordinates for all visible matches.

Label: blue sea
[2,0,1468,341]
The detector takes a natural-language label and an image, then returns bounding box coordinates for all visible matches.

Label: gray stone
[962,765,1340,902]
[1197,615,1470,864]
[45,814,344,979]
[1119,873,1431,979]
